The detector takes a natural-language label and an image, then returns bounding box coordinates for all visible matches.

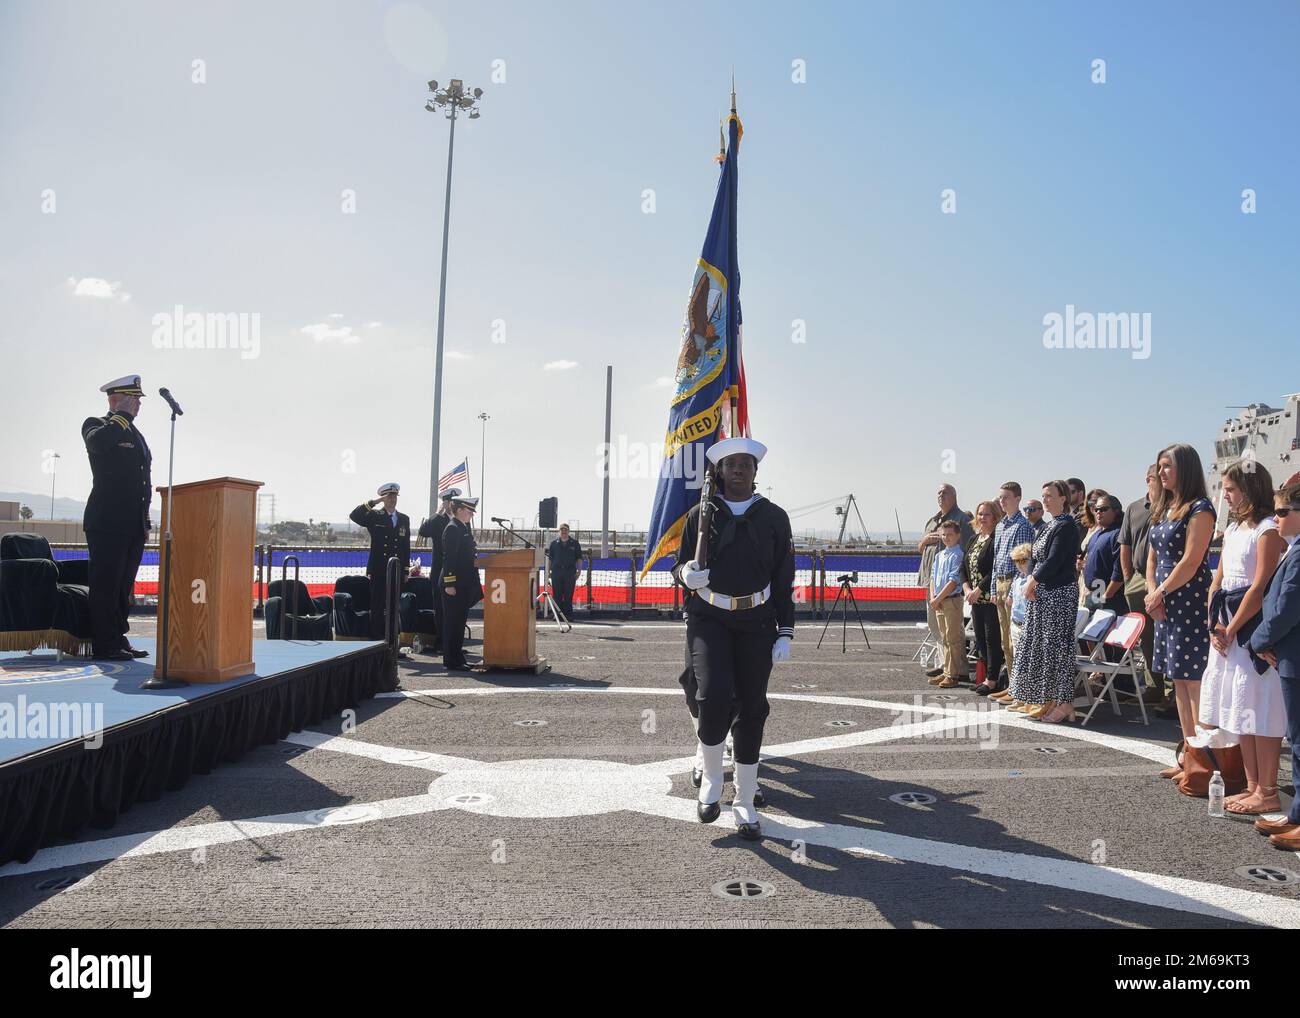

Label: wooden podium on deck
[481,548,546,673]
[154,477,263,682]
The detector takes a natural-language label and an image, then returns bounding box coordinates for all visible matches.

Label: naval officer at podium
[349,482,411,639]
[82,374,152,661]
[440,495,482,671]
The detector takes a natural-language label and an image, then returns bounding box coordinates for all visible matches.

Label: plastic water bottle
[1208,771,1225,818]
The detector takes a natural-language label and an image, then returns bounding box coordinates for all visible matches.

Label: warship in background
[1207,394,1300,531]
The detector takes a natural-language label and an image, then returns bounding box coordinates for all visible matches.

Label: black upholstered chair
[265,579,333,640]
[399,575,437,650]
[332,574,372,640]
[0,532,93,655]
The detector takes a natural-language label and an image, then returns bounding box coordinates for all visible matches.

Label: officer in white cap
[82,375,152,660]
[673,436,795,840]
[440,495,482,671]
[349,483,411,639]
[417,487,461,653]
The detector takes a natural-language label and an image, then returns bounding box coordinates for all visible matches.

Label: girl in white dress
[1198,462,1287,815]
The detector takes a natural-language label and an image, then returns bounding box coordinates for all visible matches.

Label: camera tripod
[817,572,872,653]
[538,584,572,633]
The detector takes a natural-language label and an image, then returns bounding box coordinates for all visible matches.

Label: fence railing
[49,542,935,615]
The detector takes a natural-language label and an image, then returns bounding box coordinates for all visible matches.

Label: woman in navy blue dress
[1145,443,1216,774]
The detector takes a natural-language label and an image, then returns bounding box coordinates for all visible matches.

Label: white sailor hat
[439,487,462,501]
[450,495,479,510]
[706,436,767,466]
[376,482,400,496]
[100,374,144,396]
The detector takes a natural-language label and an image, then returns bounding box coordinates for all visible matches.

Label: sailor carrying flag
[674,438,794,840]
[645,86,792,840]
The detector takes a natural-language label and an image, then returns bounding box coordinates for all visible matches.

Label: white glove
[772,636,791,663]
[680,560,710,590]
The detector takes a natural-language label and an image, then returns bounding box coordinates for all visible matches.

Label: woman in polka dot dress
[1145,443,1216,774]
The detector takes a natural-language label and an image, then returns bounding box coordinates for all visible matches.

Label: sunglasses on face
[1276,507,1299,518]
[1027,507,1042,513]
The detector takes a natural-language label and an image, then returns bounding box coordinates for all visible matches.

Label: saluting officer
[440,495,482,671]
[349,482,411,638]
[546,523,583,619]
[417,487,461,654]
[673,437,795,841]
[82,375,153,661]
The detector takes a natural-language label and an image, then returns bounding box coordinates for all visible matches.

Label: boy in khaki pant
[928,520,968,688]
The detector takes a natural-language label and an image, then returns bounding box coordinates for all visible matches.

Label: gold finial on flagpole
[730,68,736,115]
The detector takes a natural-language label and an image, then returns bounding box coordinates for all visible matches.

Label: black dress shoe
[737,821,761,841]
[691,767,703,788]
[121,644,149,658]
[753,788,766,809]
[925,667,944,678]
[91,649,134,662]
[697,800,721,824]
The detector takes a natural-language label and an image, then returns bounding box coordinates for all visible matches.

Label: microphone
[159,388,184,416]
[491,516,509,525]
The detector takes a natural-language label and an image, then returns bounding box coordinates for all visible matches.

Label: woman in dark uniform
[673,437,795,841]
[440,496,483,671]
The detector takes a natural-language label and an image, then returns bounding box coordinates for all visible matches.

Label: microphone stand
[492,518,534,549]
[142,400,188,689]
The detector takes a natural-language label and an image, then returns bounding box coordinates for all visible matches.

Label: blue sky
[2,0,1296,536]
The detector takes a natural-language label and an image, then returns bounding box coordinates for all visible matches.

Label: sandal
[1228,787,1282,815]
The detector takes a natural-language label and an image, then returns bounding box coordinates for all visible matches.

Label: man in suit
[546,523,583,619]
[440,495,483,671]
[349,482,411,639]
[417,487,460,653]
[82,374,152,661]
[1250,481,1300,848]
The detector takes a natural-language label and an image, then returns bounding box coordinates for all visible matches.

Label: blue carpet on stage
[0,638,384,765]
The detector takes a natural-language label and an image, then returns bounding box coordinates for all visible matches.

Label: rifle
[694,468,717,566]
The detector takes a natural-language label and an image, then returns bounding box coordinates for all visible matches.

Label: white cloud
[446,350,471,360]
[366,321,382,328]
[544,359,579,371]
[70,277,130,302]
[300,322,360,344]
[651,376,674,388]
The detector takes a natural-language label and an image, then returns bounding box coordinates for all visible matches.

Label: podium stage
[0,637,388,867]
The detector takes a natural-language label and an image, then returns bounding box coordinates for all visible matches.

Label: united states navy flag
[642,107,744,578]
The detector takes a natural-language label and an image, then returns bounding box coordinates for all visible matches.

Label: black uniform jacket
[82,410,152,535]
[419,514,451,574]
[547,537,583,574]
[673,495,796,637]
[440,518,484,605]
[349,504,411,578]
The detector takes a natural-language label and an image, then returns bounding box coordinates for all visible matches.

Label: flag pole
[465,456,472,498]
[728,73,740,440]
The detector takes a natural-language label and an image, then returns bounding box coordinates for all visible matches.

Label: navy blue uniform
[440,518,483,668]
[349,503,411,638]
[673,496,795,764]
[81,409,151,655]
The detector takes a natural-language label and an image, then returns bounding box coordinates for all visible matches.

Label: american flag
[438,459,469,494]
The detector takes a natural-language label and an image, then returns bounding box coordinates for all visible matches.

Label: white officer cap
[439,487,462,501]
[706,436,767,466]
[377,482,400,496]
[100,374,144,396]
[450,496,479,510]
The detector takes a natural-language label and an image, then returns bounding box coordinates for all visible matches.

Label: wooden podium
[154,477,263,682]
[481,548,546,673]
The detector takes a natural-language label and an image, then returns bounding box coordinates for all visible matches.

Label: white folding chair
[1077,613,1149,726]
[911,621,941,668]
